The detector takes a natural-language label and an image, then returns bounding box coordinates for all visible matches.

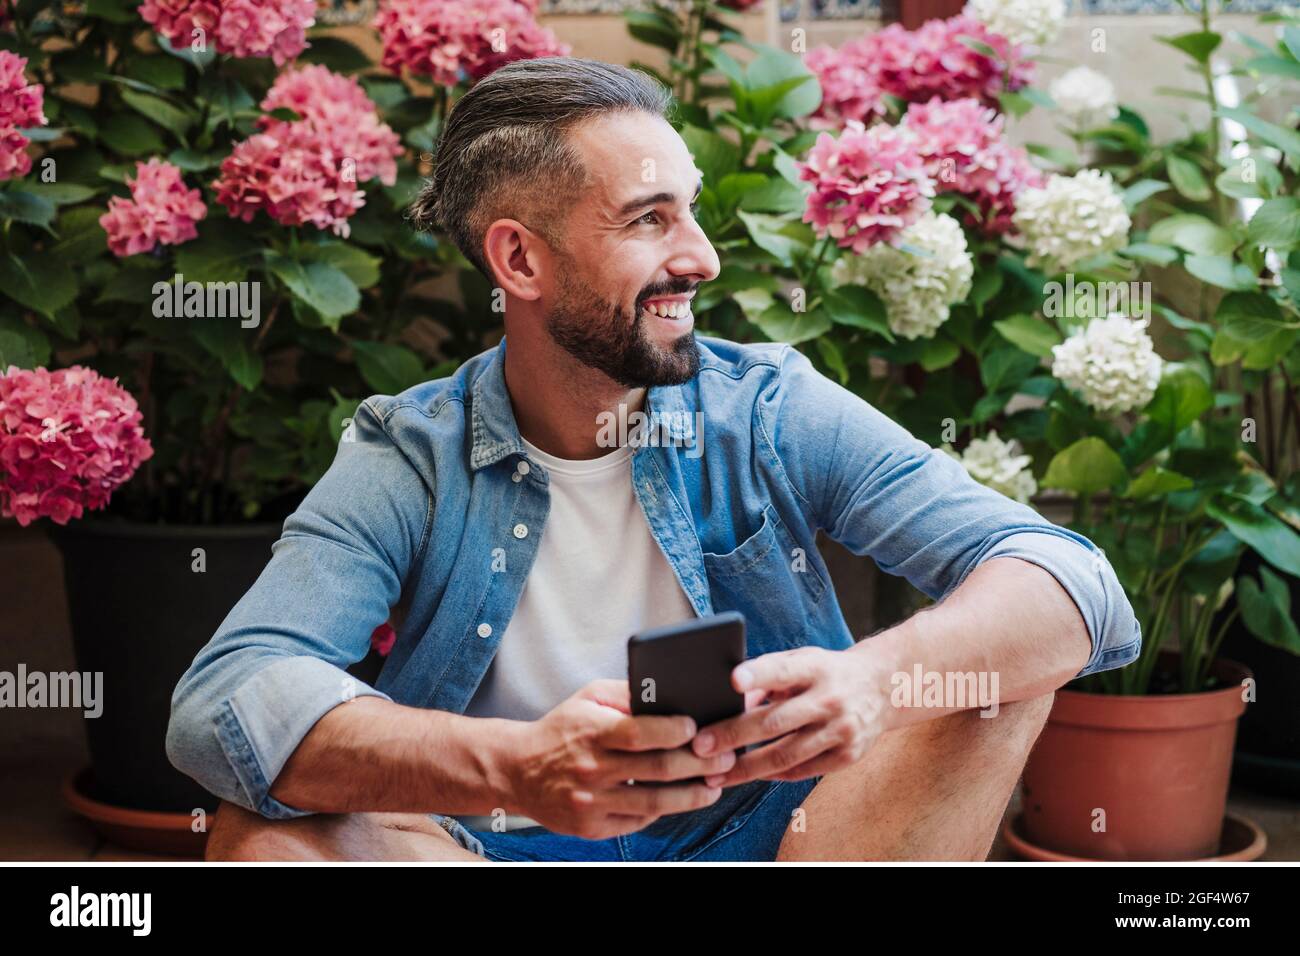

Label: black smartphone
[628,610,746,732]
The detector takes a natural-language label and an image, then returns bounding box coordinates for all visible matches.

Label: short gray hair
[409,57,673,280]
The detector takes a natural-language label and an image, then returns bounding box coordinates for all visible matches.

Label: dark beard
[546,269,700,389]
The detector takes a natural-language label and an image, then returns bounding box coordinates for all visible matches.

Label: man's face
[539,110,721,389]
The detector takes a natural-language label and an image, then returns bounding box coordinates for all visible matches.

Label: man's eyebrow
[614,178,704,219]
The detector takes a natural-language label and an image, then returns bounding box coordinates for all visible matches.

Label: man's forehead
[569,113,702,204]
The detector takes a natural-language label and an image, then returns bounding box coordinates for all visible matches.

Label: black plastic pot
[1218,550,1300,797]
[49,519,284,813]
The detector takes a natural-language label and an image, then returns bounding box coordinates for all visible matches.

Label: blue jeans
[429,777,821,862]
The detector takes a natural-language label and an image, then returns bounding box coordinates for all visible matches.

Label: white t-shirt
[457,434,697,831]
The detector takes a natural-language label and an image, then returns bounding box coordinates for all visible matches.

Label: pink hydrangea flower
[806,40,887,130]
[138,0,221,49]
[0,366,154,527]
[216,0,316,66]
[807,14,1033,127]
[872,16,1033,108]
[798,120,935,253]
[0,50,45,181]
[258,65,403,187]
[213,122,365,237]
[139,0,315,66]
[370,622,397,657]
[99,159,208,258]
[903,96,1046,236]
[375,0,569,86]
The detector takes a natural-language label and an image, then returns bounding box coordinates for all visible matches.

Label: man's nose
[670,214,721,284]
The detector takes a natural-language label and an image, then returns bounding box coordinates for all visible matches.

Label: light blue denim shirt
[166,334,1141,819]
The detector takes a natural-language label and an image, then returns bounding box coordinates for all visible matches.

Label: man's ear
[483,219,546,301]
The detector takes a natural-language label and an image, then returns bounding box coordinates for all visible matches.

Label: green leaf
[1122,179,1170,210]
[122,55,188,91]
[624,10,680,53]
[51,206,109,260]
[298,242,382,289]
[993,314,1060,358]
[735,210,810,268]
[1208,499,1300,577]
[1217,107,1300,165]
[0,190,56,229]
[297,36,372,73]
[0,317,51,369]
[175,233,251,285]
[21,182,98,206]
[1158,31,1222,64]
[121,88,196,138]
[1148,214,1237,256]
[86,0,139,23]
[969,267,1003,317]
[822,286,890,337]
[919,336,960,372]
[1166,154,1212,201]
[1042,437,1128,494]
[0,255,77,317]
[744,49,820,123]
[815,336,849,385]
[267,255,360,328]
[1183,255,1258,291]
[1237,566,1300,655]
[99,113,166,156]
[1120,243,1180,266]
[1246,198,1300,250]
[751,304,831,345]
[1146,365,1214,432]
[350,340,428,395]
[680,125,740,186]
[1124,467,1193,500]
[192,321,263,391]
[1215,157,1283,199]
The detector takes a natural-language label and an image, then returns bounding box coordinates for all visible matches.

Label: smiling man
[168,58,1141,862]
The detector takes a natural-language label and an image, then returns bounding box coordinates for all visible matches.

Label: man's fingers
[731,648,821,696]
[601,746,736,785]
[716,722,844,787]
[586,781,722,817]
[575,679,632,714]
[599,713,697,752]
[693,694,822,756]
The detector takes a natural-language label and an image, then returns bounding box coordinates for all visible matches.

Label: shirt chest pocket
[701,504,828,653]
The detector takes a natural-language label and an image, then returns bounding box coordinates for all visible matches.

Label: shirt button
[516,460,530,476]
[513,523,528,539]
[511,473,522,483]
[477,623,492,639]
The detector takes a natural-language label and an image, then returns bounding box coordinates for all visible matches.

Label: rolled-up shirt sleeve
[760,346,1141,679]
[165,398,430,818]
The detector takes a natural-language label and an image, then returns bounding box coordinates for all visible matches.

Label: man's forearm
[852,556,1091,733]
[269,696,525,815]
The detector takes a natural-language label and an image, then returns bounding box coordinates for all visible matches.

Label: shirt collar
[469,335,694,471]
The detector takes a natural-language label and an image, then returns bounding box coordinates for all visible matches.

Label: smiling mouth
[640,297,694,320]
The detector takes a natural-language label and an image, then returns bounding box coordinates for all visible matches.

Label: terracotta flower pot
[1021,653,1251,861]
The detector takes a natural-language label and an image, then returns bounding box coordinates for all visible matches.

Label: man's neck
[503,337,646,460]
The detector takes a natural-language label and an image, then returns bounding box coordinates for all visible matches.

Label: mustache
[636,278,698,308]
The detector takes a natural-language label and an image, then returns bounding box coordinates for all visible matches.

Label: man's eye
[689,201,701,220]
[634,210,660,226]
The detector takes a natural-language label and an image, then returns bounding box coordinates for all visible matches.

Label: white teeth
[645,300,691,319]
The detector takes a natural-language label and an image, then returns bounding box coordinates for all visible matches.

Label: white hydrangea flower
[830,211,974,340]
[1050,313,1164,413]
[943,431,1039,504]
[1011,169,1131,273]
[965,0,1066,48]
[1049,66,1120,129]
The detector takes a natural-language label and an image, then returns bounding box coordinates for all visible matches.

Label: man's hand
[692,647,887,787]
[503,679,738,840]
